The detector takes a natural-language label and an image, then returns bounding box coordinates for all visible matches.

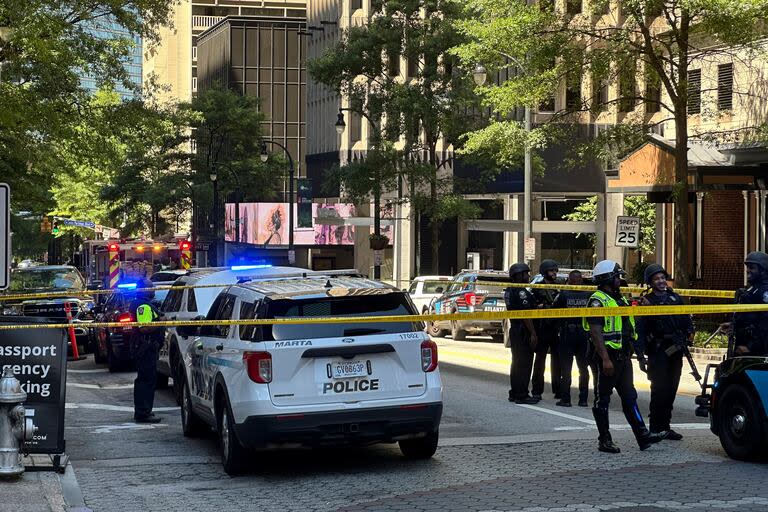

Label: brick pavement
[70,434,768,512]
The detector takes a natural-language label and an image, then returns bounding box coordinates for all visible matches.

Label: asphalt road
[56,339,765,512]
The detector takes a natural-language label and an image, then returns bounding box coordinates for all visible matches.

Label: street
[57,338,768,512]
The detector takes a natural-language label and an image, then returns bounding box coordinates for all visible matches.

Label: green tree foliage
[308,0,483,272]
[564,195,656,255]
[0,0,175,212]
[452,0,768,286]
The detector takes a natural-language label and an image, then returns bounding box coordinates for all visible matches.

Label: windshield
[423,281,449,294]
[9,268,85,292]
[263,293,421,340]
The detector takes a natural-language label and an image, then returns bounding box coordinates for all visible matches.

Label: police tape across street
[0,302,767,331]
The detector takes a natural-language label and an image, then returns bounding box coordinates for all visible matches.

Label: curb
[60,463,91,512]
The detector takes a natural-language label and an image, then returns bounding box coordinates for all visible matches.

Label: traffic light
[52,220,60,235]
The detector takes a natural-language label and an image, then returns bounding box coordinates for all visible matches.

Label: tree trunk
[673,137,690,289]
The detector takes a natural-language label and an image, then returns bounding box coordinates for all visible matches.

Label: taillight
[464,292,476,306]
[421,340,438,372]
[243,351,272,383]
[118,313,133,323]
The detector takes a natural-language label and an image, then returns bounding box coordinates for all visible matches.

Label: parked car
[176,274,442,475]
[407,275,452,313]
[1,265,95,355]
[158,265,322,402]
[426,270,510,341]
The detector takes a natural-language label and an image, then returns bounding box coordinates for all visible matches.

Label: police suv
[176,275,442,475]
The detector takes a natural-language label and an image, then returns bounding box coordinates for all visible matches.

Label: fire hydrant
[0,368,37,476]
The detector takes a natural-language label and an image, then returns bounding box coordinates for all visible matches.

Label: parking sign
[0,183,9,290]
[615,216,640,248]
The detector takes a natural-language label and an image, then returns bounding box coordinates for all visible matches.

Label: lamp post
[334,107,384,279]
[260,140,295,261]
[212,162,242,243]
[473,63,533,263]
[209,172,219,265]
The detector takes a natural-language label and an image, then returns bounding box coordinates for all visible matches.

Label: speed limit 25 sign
[615,216,640,248]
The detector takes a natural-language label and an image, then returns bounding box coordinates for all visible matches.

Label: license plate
[331,360,368,379]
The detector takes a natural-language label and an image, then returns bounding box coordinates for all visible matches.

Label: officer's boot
[592,407,620,453]
[623,403,663,450]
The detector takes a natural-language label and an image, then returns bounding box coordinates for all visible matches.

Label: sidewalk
[0,456,89,512]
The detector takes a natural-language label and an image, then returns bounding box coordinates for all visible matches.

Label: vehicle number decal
[399,332,421,340]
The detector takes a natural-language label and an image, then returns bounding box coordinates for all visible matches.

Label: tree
[308,0,483,273]
[452,0,768,286]
[0,0,175,212]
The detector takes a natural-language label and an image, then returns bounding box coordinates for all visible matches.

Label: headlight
[80,301,94,313]
[1,305,23,316]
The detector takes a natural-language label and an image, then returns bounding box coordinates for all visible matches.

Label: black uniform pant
[134,339,159,419]
[647,350,683,433]
[532,326,561,397]
[509,325,535,400]
[558,325,590,403]
[592,349,638,413]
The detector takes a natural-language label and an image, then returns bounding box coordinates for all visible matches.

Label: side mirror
[178,315,206,338]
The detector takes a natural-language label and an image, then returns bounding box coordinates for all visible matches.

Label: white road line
[65,403,179,413]
[513,403,595,424]
[68,383,134,390]
[67,368,110,374]
[89,423,169,434]
[554,422,710,432]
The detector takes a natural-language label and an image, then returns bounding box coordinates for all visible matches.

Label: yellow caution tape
[473,281,736,300]
[0,303,761,331]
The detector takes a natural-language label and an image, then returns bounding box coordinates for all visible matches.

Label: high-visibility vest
[582,290,636,350]
[136,303,157,324]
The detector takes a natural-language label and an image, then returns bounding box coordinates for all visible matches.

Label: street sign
[524,237,536,262]
[615,216,641,248]
[0,317,68,454]
[0,183,9,290]
[62,219,95,229]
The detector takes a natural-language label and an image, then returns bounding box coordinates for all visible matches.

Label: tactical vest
[582,290,636,350]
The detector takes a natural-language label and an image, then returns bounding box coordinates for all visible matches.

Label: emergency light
[117,283,138,290]
[231,264,273,271]
[180,241,192,250]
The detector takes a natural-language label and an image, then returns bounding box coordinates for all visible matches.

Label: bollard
[0,368,38,476]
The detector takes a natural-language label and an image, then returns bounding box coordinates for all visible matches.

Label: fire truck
[80,239,191,288]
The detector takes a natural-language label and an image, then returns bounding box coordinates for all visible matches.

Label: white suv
[176,276,442,475]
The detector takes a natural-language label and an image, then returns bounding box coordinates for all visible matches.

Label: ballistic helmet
[744,251,768,272]
[539,259,559,275]
[643,264,668,286]
[509,263,531,279]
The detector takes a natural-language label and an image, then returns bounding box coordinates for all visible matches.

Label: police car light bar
[231,264,273,271]
[117,283,138,289]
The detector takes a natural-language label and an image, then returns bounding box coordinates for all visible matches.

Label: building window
[407,55,419,78]
[592,75,609,112]
[717,63,733,111]
[646,0,663,16]
[351,0,362,10]
[687,68,701,115]
[192,77,198,92]
[619,61,636,113]
[645,69,661,114]
[350,112,362,144]
[192,46,197,61]
[387,48,400,77]
[566,69,582,111]
[566,0,582,15]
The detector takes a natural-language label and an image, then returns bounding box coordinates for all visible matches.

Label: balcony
[192,16,224,31]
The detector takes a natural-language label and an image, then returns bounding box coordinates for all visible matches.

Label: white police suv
[176,275,442,475]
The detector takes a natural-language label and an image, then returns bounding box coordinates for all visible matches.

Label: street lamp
[334,107,384,279]
[212,163,242,243]
[472,62,533,262]
[260,140,295,262]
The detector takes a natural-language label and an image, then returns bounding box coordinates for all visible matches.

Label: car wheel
[217,395,248,475]
[490,334,504,343]
[106,343,122,373]
[399,430,439,459]
[717,384,768,461]
[181,378,206,438]
[156,373,169,389]
[451,322,467,341]
[93,333,106,364]
[172,357,184,406]
[428,320,449,338]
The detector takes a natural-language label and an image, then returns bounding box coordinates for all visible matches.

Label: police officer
[552,270,592,407]
[531,259,562,400]
[505,263,539,404]
[131,278,166,423]
[727,251,768,357]
[636,264,694,441]
[584,260,663,453]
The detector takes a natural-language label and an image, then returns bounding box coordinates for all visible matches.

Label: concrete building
[144,0,307,104]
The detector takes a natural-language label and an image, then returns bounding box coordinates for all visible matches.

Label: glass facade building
[81,19,142,99]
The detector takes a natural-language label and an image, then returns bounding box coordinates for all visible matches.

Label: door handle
[215,344,224,351]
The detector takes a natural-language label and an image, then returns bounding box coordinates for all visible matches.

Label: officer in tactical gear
[636,264,694,441]
[724,251,768,357]
[584,260,663,453]
[131,278,166,423]
[505,263,540,404]
[531,259,562,401]
[552,270,592,407]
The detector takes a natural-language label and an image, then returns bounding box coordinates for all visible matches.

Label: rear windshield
[473,275,509,293]
[262,293,421,341]
[9,268,84,292]
[423,281,448,294]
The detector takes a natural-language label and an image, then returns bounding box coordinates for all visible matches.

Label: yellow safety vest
[136,303,157,324]
[582,290,636,350]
